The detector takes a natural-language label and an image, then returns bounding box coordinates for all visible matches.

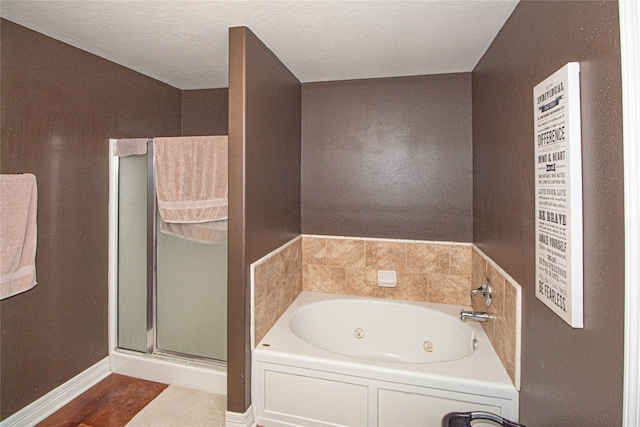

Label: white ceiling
[0,0,519,90]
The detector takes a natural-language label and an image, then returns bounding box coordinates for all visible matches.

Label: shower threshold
[110,348,226,394]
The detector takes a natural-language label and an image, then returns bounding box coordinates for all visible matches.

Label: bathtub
[252,291,518,427]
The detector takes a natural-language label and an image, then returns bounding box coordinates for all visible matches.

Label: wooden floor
[36,374,167,427]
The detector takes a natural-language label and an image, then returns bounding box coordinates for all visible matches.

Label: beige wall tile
[283,239,302,276]
[471,248,486,292]
[301,237,477,307]
[303,264,346,293]
[275,286,289,319]
[269,250,286,291]
[471,245,520,389]
[504,281,518,329]
[481,313,495,343]
[471,285,487,313]
[486,263,506,320]
[253,237,304,347]
[428,274,471,305]
[449,245,472,276]
[365,241,407,271]
[253,261,270,304]
[254,302,268,345]
[389,272,428,301]
[345,267,377,297]
[302,237,327,265]
[326,239,366,267]
[406,243,449,273]
[289,266,303,302]
[255,291,278,345]
[493,318,516,385]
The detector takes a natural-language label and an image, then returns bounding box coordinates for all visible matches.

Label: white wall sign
[534,62,583,328]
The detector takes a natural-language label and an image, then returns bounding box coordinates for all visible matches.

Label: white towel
[153,136,228,223]
[0,174,37,299]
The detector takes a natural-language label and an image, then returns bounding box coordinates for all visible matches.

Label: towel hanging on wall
[0,174,38,299]
[153,136,228,223]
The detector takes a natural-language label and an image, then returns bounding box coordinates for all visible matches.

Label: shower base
[110,349,226,394]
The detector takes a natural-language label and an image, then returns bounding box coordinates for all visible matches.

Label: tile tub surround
[251,237,303,347]
[302,235,472,305]
[472,245,522,390]
[251,235,521,390]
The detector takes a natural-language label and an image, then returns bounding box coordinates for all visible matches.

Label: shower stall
[108,138,227,393]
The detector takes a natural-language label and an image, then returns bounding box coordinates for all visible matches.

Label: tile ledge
[301,234,473,247]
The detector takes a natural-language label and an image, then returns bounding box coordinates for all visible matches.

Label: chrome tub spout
[460,310,491,322]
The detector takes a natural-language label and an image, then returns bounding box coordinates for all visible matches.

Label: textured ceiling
[1,1,519,89]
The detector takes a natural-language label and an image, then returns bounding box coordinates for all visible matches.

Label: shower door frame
[107,138,226,393]
[145,140,156,355]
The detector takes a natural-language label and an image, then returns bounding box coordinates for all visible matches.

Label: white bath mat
[125,384,226,427]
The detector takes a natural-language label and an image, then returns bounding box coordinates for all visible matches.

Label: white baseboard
[0,357,111,427]
[225,405,255,427]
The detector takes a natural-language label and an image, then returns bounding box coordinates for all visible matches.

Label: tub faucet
[470,278,492,307]
[460,310,491,322]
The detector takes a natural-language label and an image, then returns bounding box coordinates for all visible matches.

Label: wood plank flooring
[35,374,167,427]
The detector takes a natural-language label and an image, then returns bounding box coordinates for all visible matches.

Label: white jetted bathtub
[252,291,518,427]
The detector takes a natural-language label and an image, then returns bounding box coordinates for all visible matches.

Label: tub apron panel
[252,291,519,426]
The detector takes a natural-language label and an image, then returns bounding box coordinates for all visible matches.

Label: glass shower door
[118,153,148,353]
[116,145,227,362]
[156,214,227,361]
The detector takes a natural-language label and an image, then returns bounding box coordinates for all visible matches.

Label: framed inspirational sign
[533,62,583,328]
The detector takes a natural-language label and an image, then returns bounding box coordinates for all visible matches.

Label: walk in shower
[108,138,227,393]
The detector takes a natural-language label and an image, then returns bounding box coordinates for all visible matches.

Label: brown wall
[227,27,301,413]
[181,88,229,136]
[301,74,473,242]
[472,1,624,424]
[0,19,182,420]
